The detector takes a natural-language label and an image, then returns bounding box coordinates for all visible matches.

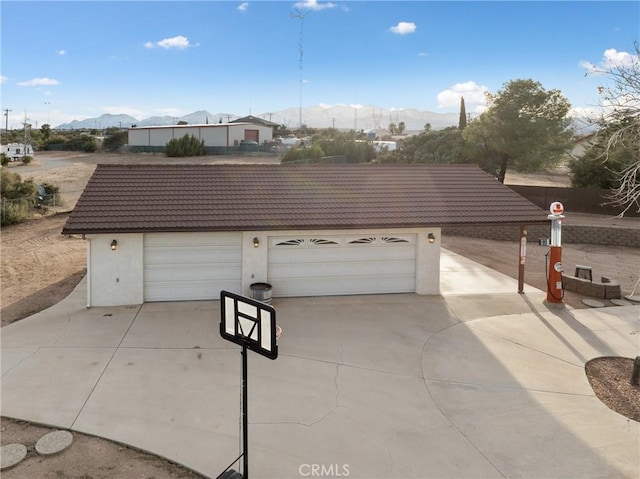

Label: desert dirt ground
[1,151,638,477]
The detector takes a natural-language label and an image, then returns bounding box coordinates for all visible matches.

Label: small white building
[1,143,34,161]
[372,141,397,152]
[128,123,273,151]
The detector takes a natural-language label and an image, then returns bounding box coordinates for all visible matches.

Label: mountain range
[55,105,460,132]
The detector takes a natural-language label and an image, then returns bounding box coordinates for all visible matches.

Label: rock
[35,430,73,456]
[1,443,27,470]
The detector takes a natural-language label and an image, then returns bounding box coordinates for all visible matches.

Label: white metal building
[127,123,273,149]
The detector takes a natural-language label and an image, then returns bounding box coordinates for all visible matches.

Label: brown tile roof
[62,163,548,235]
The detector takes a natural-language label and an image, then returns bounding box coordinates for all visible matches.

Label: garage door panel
[270,246,414,263]
[272,274,416,297]
[145,264,242,282]
[145,248,241,265]
[145,232,239,247]
[144,281,240,302]
[144,232,241,302]
[269,259,415,278]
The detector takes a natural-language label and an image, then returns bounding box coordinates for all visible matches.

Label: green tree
[388,123,397,134]
[379,127,467,164]
[40,124,52,141]
[1,170,38,225]
[165,134,205,157]
[397,122,406,134]
[424,122,431,133]
[103,130,128,152]
[463,79,573,183]
[458,97,467,130]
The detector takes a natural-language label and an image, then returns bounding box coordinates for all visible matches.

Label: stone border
[562,274,621,299]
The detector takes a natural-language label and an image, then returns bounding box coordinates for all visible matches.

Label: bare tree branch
[585,42,640,214]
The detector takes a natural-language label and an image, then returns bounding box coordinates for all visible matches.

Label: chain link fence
[1,193,61,225]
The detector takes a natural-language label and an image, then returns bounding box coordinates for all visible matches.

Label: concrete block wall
[443,224,640,248]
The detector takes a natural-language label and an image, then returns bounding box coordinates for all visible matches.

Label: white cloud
[0,75,7,84]
[144,35,199,50]
[57,49,66,56]
[418,52,429,57]
[17,77,60,86]
[389,22,416,35]
[293,1,336,12]
[569,106,599,121]
[580,48,637,74]
[238,2,249,11]
[437,81,489,110]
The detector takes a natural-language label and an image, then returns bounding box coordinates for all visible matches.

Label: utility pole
[3,108,11,139]
[291,8,310,128]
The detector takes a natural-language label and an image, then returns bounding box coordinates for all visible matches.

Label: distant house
[1,143,34,161]
[62,163,547,307]
[571,133,596,158]
[231,115,280,129]
[127,123,273,152]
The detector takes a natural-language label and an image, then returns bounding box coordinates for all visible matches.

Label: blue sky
[1,0,638,128]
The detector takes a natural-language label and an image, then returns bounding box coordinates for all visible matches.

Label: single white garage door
[144,232,242,301]
[268,234,416,297]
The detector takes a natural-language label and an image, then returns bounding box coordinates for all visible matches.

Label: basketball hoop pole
[219,290,279,479]
[241,342,249,479]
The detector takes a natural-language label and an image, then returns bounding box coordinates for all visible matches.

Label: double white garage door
[144,232,416,301]
[268,234,416,297]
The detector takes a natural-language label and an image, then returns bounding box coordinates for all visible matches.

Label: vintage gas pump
[546,202,565,304]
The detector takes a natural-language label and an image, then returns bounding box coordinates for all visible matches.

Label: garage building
[62,163,546,307]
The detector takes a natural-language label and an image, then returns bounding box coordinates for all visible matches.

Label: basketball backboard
[220,291,278,360]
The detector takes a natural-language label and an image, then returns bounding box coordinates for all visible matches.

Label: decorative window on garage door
[347,235,413,245]
[272,237,341,247]
[272,235,415,247]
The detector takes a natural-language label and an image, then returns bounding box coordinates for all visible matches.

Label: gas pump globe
[546,202,565,304]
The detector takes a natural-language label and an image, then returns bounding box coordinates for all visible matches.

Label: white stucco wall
[87,234,144,307]
[87,228,441,307]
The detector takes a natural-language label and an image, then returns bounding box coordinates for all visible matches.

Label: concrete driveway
[2,250,639,478]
